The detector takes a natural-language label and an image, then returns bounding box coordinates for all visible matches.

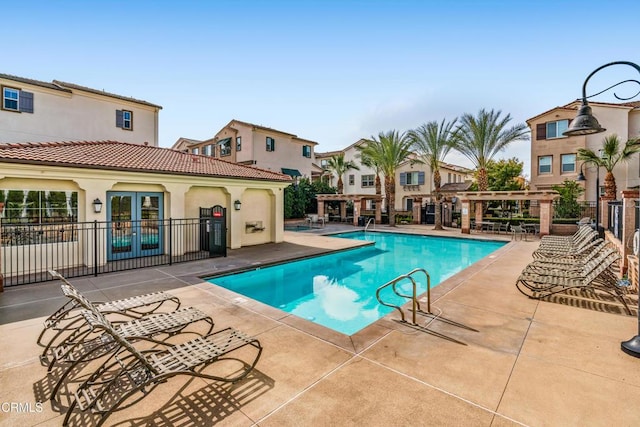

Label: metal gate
[199,205,227,257]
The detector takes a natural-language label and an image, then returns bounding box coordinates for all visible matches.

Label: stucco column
[412,197,422,224]
[600,196,615,231]
[622,190,639,271]
[317,199,325,218]
[461,199,470,234]
[375,199,382,224]
[539,200,552,237]
[272,188,284,243]
[340,201,346,221]
[353,198,360,226]
[474,202,483,230]
[225,187,245,249]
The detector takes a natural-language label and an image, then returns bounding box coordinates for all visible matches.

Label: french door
[106,192,163,260]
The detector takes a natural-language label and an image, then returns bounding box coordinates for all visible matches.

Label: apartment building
[527,100,640,201]
[173,119,321,180]
[316,139,472,211]
[0,73,161,145]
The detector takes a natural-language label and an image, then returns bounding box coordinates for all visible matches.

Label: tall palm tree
[358,149,383,196]
[357,130,414,226]
[326,153,359,194]
[453,109,529,191]
[577,134,640,199]
[408,118,458,230]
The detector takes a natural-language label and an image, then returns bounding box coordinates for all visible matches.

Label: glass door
[107,192,163,261]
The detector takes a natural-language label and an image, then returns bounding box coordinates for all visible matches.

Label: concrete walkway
[1,225,639,426]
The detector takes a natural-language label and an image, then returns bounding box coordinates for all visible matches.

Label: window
[561,154,576,173]
[361,174,375,187]
[537,119,569,140]
[320,159,328,168]
[406,199,413,211]
[192,147,199,155]
[266,137,275,152]
[116,110,133,130]
[302,145,311,158]
[236,136,242,152]
[348,174,355,185]
[400,171,425,186]
[219,138,231,156]
[538,156,552,174]
[448,172,452,183]
[2,86,33,113]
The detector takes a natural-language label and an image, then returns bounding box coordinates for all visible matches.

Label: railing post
[93,220,98,277]
[168,218,173,265]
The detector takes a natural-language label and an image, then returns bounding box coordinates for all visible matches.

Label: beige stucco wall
[0,77,159,145]
[0,162,288,276]
[251,129,315,178]
[529,104,638,201]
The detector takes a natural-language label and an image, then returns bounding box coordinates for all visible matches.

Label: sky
[5,0,640,178]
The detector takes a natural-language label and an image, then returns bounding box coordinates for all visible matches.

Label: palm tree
[577,134,640,199]
[326,153,359,194]
[358,149,383,196]
[408,118,458,230]
[357,130,414,226]
[453,109,529,191]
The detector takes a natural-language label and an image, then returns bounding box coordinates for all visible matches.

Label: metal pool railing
[1,218,219,287]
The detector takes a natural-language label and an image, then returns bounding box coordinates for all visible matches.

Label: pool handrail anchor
[364,218,376,232]
[375,268,431,325]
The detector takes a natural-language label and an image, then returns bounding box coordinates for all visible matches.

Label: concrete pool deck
[1,225,639,426]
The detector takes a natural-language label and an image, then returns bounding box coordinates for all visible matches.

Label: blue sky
[5,0,640,176]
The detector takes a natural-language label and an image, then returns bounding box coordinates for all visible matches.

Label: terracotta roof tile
[0,141,292,182]
[53,80,162,109]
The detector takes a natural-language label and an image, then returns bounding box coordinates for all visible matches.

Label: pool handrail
[365,218,376,232]
[375,268,431,325]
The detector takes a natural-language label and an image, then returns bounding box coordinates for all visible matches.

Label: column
[539,200,552,237]
[475,201,484,230]
[375,198,382,224]
[622,190,639,273]
[412,197,422,224]
[461,199,471,234]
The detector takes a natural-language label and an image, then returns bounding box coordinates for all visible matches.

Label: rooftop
[0,140,292,182]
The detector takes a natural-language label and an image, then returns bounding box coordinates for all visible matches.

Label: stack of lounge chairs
[515,226,632,314]
[40,270,262,427]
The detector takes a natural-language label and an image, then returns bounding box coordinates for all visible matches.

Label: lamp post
[563,60,640,358]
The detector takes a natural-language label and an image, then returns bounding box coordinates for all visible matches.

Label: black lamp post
[563,61,640,358]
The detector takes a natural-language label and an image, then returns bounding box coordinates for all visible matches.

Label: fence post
[93,220,98,277]
[168,218,173,265]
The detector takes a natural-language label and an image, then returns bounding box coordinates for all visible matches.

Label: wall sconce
[234,200,242,211]
[92,198,103,214]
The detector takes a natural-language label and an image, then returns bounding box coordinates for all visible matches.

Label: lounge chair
[539,225,595,246]
[527,240,611,272]
[515,248,630,314]
[46,277,215,400]
[532,231,599,259]
[38,270,181,356]
[62,310,262,427]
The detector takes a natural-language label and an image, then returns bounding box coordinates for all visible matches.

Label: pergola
[458,190,560,236]
[316,194,383,226]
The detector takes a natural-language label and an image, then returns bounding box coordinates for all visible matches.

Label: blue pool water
[207,232,505,335]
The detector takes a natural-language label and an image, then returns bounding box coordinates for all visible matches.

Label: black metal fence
[607,201,624,240]
[1,218,218,287]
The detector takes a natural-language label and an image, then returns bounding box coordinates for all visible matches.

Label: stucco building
[527,100,640,201]
[1,73,161,146]
[173,119,322,180]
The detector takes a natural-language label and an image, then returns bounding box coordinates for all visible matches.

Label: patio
[1,225,639,426]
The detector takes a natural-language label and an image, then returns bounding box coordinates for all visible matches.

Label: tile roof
[0,141,292,182]
[440,181,474,192]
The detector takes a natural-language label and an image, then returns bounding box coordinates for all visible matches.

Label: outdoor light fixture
[576,163,587,182]
[234,200,242,211]
[563,61,640,358]
[563,61,640,137]
[92,198,103,214]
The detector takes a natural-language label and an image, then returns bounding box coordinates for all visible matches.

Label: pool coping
[198,230,514,354]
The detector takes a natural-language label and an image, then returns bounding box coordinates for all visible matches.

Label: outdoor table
[477,221,496,233]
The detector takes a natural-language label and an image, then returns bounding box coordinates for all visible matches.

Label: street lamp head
[563,99,606,136]
[576,162,587,181]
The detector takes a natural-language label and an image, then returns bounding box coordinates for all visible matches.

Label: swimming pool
[207,231,505,335]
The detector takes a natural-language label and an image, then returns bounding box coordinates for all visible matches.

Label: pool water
[207,231,505,335]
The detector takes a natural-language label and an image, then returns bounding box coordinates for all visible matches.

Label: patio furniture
[523,240,611,274]
[540,225,594,245]
[511,225,527,241]
[38,270,181,356]
[62,310,262,427]
[496,223,510,234]
[515,248,631,314]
